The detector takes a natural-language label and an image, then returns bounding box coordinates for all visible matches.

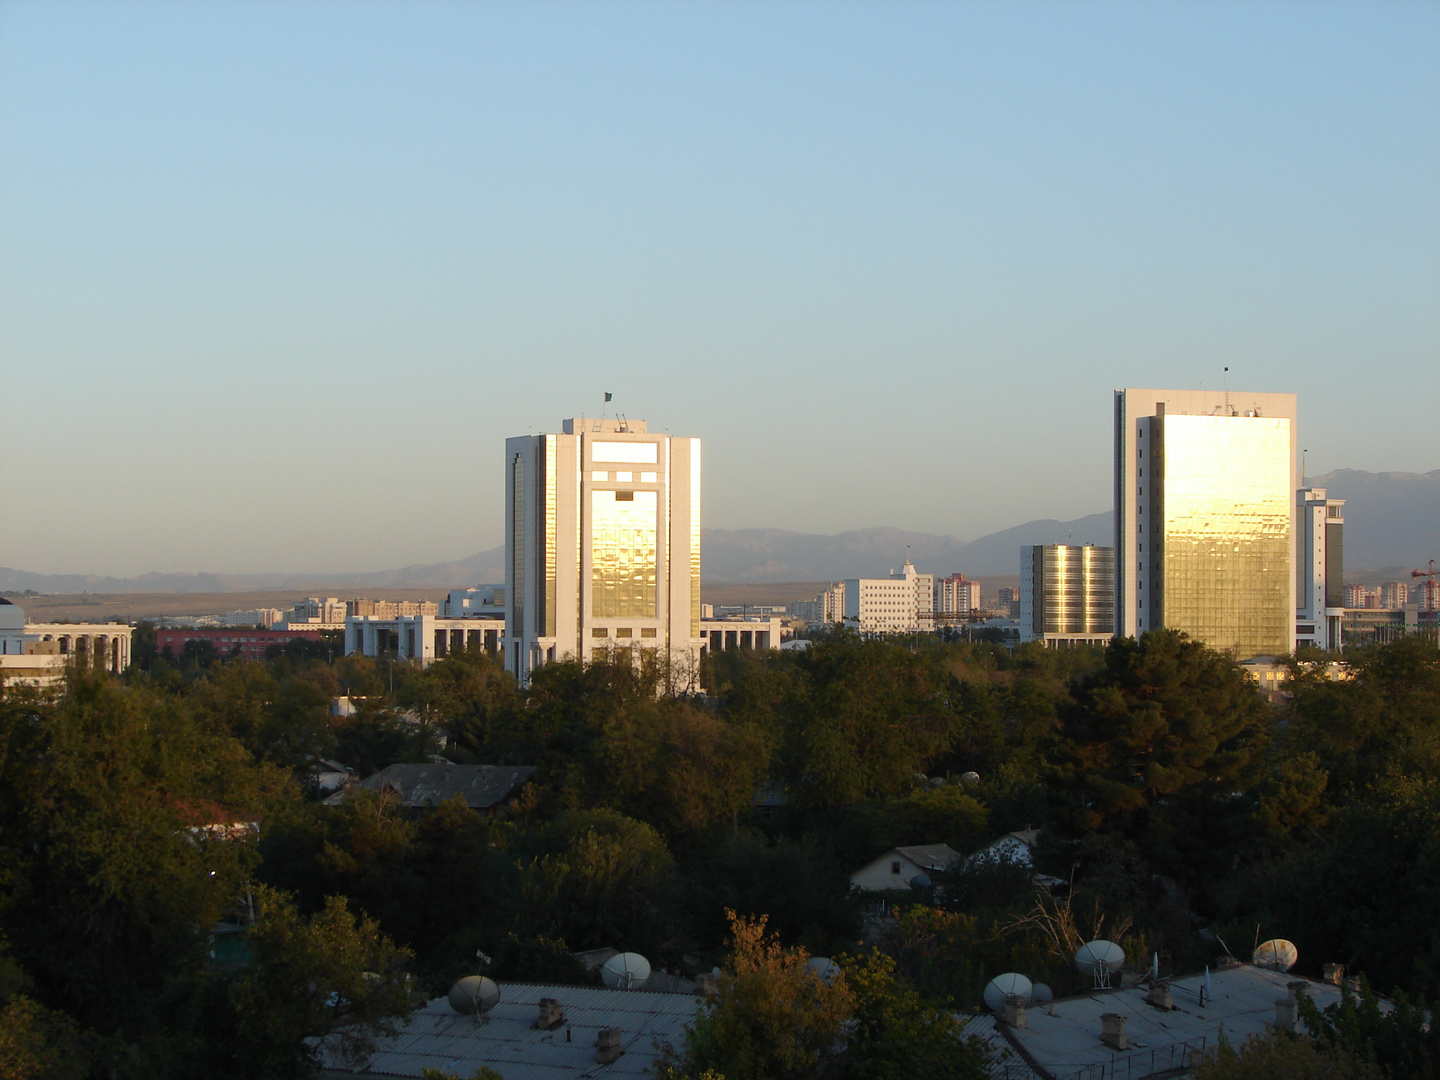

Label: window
[615,471,633,482]
[616,627,632,638]
[591,471,608,481]
[640,471,658,483]
[592,627,609,637]
[891,861,902,875]
[615,491,634,501]
[640,627,657,638]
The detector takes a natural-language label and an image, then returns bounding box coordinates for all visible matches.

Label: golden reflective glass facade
[1034,545,1114,635]
[1155,415,1291,658]
[591,489,658,618]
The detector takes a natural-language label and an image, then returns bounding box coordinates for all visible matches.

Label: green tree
[1191,1031,1380,1080]
[227,886,414,1079]
[658,910,856,1080]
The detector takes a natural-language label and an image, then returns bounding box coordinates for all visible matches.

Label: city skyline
[2,2,1437,577]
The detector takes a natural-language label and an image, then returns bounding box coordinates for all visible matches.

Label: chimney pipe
[1100,1013,1128,1050]
[596,1028,623,1065]
[1146,981,1173,1010]
[1275,997,1297,1033]
[1322,964,1344,986]
[1004,994,1028,1029]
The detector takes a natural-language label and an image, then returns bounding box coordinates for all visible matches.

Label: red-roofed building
[156,628,327,662]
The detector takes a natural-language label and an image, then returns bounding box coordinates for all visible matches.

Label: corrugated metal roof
[318,982,699,1079]
[989,963,1374,1080]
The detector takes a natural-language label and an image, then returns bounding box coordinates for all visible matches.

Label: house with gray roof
[324,764,535,813]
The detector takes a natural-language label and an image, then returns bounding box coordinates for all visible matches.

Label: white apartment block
[504,418,702,687]
[934,574,980,621]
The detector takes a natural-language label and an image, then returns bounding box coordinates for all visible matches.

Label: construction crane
[1412,560,1437,581]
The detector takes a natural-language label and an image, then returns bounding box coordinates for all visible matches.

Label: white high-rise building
[1114,388,1298,660]
[504,418,702,686]
[1297,488,1345,651]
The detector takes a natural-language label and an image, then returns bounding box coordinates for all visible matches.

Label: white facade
[442,586,505,618]
[1,601,134,686]
[844,561,934,634]
[700,616,784,654]
[504,418,702,687]
[1297,488,1345,651]
[1115,388,1298,660]
[345,614,504,663]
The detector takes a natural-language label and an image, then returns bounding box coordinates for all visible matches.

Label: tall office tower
[1114,388,1298,660]
[1019,544,1115,645]
[1297,488,1345,651]
[504,418,702,686]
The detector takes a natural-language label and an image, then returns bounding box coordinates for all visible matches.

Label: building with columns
[1,599,133,688]
[504,417,703,686]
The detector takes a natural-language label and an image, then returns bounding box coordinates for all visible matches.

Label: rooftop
[325,764,536,810]
[990,962,1366,1080]
[317,982,697,1079]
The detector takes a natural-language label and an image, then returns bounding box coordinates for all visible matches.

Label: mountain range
[2,469,1433,594]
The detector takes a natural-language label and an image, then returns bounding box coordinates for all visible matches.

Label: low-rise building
[345,614,504,663]
[699,616,784,655]
[157,627,327,662]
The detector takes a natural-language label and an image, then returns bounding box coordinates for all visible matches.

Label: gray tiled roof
[318,982,698,1079]
[327,764,536,810]
[892,844,962,871]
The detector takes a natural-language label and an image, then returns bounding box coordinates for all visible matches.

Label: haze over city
[2,1,1437,577]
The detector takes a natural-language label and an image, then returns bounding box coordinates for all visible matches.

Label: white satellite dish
[1253,939,1299,971]
[1030,983,1054,1005]
[960,771,981,788]
[448,975,500,1015]
[983,973,1033,1012]
[1076,940,1125,988]
[806,957,840,983]
[601,952,651,990]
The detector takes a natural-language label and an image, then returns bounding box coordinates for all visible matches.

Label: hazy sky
[2,1,1437,576]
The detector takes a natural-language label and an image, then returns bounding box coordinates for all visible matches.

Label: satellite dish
[983,973,1033,1012]
[1030,983,1054,1005]
[1075,940,1125,975]
[960,771,981,788]
[1253,939,1299,971]
[1076,940,1125,988]
[909,873,932,891]
[448,975,500,1015]
[806,957,840,983]
[601,952,651,990]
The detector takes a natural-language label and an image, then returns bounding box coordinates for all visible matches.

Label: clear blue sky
[2,1,1436,576]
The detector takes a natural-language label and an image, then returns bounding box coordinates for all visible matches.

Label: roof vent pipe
[1323,963,1344,986]
[1146,981,1173,1010]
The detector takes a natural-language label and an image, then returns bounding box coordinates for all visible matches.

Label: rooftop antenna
[1302,449,1308,483]
[1223,367,1231,415]
[594,391,612,433]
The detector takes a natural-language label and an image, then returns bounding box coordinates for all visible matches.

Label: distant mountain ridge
[3,469,1433,592]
